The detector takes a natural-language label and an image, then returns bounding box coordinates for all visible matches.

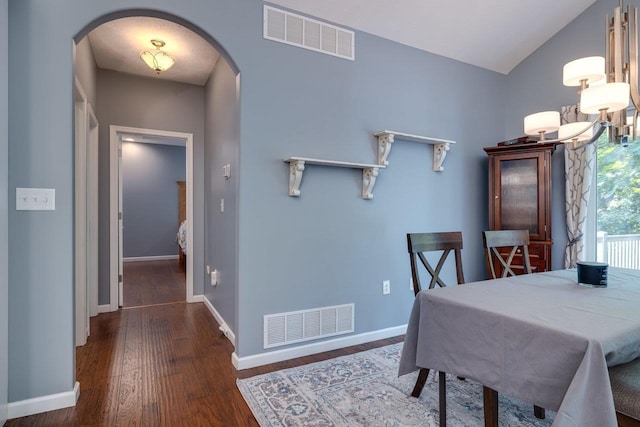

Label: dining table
[398,267,640,427]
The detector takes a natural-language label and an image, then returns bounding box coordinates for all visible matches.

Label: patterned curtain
[561,105,594,268]
[564,145,595,267]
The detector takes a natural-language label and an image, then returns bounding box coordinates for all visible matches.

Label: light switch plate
[16,188,55,210]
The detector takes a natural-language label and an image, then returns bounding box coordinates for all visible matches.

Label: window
[594,134,640,270]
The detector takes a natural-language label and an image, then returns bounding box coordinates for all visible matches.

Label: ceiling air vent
[264,303,355,348]
[264,5,355,61]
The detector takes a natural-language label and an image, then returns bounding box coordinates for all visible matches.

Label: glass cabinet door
[500,158,539,234]
[493,151,547,241]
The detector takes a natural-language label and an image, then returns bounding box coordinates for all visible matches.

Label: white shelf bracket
[433,142,450,172]
[362,167,380,199]
[377,132,395,166]
[288,159,305,196]
[284,157,384,199]
[373,130,456,171]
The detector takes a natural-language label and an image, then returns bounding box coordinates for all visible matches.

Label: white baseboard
[188,294,204,303]
[8,381,80,419]
[199,296,406,372]
[98,304,113,313]
[203,296,236,346]
[232,325,407,371]
[123,255,178,262]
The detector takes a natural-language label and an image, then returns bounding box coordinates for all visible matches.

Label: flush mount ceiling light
[140,39,176,75]
[524,0,639,148]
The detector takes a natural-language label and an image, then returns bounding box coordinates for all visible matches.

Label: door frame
[109,125,194,310]
[74,77,95,346]
[74,77,99,347]
[86,104,99,319]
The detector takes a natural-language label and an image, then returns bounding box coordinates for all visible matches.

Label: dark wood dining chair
[610,358,640,427]
[407,232,465,427]
[482,229,545,419]
[407,231,465,294]
[482,229,532,279]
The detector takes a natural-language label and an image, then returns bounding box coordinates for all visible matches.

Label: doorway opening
[110,126,194,308]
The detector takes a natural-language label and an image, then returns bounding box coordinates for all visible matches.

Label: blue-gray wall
[1,0,8,423]
[9,0,76,403]
[204,56,240,334]
[233,12,502,357]
[5,0,611,407]
[122,142,186,258]
[96,69,205,304]
[505,0,616,268]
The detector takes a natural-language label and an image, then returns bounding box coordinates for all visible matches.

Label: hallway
[123,260,186,308]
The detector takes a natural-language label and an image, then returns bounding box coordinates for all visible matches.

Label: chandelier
[140,39,176,75]
[524,0,639,148]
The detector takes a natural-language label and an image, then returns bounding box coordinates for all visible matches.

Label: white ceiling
[88,17,219,86]
[268,0,599,74]
[87,1,599,85]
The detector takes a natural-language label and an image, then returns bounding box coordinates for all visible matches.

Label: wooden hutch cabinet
[483,142,557,273]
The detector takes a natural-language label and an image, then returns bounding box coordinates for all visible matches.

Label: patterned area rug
[237,343,555,426]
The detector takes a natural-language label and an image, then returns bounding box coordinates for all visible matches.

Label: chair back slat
[483,229,532,279]
[407,232,464,253]
[407,232,465,295]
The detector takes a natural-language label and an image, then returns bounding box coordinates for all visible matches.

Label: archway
[71,8,241,373]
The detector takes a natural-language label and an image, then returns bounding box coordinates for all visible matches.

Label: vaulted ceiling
[86,0,599,85]
[267,0,599,74]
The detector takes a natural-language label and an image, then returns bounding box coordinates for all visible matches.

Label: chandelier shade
[140,40,176,74]
[563,56,606,87]
[579,82,630,114]
[524,111,560,136]
[559,122,594,142]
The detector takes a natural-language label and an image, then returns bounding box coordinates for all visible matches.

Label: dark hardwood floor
[123,260,185,308]
[6,302,403,426]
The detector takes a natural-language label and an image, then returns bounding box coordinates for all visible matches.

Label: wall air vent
[264,303,354,348]
[263,5,355,61]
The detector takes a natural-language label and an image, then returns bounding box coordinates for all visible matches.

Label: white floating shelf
[373,130,455,171]
[284,157,385,199]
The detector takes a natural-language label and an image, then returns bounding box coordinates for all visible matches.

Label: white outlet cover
[382,280,390,295]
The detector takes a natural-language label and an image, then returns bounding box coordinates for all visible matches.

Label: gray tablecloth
[399,268,640,427]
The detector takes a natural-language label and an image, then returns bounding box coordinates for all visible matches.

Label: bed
[177,180,186,270]
[177,220,187,270]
